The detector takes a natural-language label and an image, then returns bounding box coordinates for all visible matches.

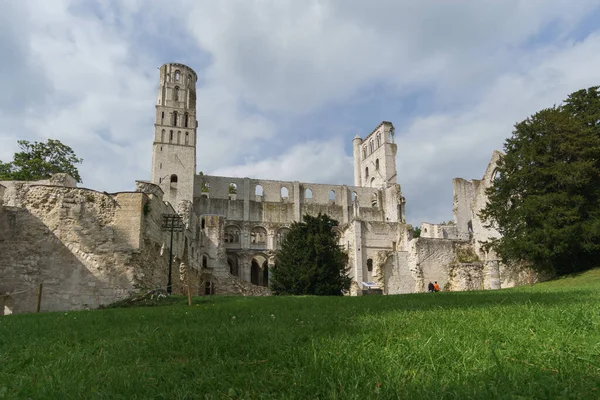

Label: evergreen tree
[271,213,350,295]
[0,139,83,183]
[481,86,600,275]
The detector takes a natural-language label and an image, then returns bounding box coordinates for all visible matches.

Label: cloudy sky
[1,1,599,225]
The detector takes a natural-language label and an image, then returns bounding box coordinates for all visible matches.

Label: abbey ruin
[0,63,538,315]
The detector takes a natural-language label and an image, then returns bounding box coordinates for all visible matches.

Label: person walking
[428,282,434,292]
[433,281,440,292]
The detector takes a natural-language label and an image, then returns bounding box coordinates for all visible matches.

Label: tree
[413,227,421,238]
[0,139,83,183]
[480,86,600,275]
[271,213,351,295]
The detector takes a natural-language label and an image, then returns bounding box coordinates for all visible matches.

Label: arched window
[177,131,181,144]
[229,183,237,200]
[277,228,291,248]
[169,130,173,142]
[371,192,378,207]
[377,132,381,147]
[369,140,374,154]
[329,190,335,201]
[175,70,180,81]
[161,111,164,124]
[161,129,165,142]
[170,174,178,189]
[281,186,289,199]
[225,226,241,243]
[174,86,179,101]
[305,188,313,199]
[188,74,192,84]
[202,254,208,268]
[365,167,369,178]
[375,159,380,170]
[255,184,263,196]
[367,258,373,272]
[184,113,189,127]
[250,227,267,244]
[363,147,367,159]
[173,112,178,127]
[352,192,358,202]
[185,132,189,145]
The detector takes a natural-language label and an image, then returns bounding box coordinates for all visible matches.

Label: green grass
[1,271,600,399]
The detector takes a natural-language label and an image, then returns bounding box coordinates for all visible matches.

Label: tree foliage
[0,139,83,183]
[481,86,600,275]
[271,213,351,295]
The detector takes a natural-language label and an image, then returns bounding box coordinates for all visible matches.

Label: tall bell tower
[151,63,197,207]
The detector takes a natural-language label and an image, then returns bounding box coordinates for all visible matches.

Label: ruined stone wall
[0,180,202,314]
[420,222,459,240]
[194,175,390,225]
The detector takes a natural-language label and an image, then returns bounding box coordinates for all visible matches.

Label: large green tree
[271,213,351,295]
[0,139,83,183]
[481,86,600,275]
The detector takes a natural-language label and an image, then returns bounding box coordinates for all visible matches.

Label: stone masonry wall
[0,181,202,314]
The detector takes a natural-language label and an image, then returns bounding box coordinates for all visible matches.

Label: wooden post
[187,284,192,306]
[36,283,43,312]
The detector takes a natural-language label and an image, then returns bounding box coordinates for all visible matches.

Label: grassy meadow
[1,270,600,399]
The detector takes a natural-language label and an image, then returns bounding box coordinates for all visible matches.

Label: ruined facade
[0,62,540,314]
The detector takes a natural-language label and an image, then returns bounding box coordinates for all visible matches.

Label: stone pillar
[341,186,349,224]
[353,135,363,187]
[353,220,364,286]
[243,178,250,221]
[293,181,301,222]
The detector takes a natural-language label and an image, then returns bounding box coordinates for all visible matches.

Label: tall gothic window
[174,86,179,101]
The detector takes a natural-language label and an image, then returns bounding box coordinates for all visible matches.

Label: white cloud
[0,0,598,226]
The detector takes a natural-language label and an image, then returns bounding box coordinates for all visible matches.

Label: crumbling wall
[0,180,202,314]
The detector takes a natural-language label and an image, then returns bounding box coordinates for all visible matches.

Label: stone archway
[250,254,269,287]
[251,259,260,285]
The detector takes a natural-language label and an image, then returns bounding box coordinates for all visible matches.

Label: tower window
[159,163,162,169]
[170,174,178,189]
[174,86,179,101]
[161,111,164,124]
[281,186,289,199]
[175,70,180,81]
[377,132,381,147]
[185,113,189,127]
[305,188,313,199]
[185,132,189,145]
[173,111,178,127]
[329,190,335,201]
[188,74,192,84]
[365,167,369,178]
[367,258,373,272]
[169,130,173,142]
[369,140,374,154]
[161,129,165,142]
[376,159,379,170]
[363,147,367,159]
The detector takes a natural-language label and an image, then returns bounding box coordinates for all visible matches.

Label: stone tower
[354,121,397,188]
[151,63,198,207]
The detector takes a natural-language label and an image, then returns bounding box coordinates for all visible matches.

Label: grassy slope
[1,271,599,399]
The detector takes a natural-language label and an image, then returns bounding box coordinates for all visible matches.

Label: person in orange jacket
[433,281,440,292]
